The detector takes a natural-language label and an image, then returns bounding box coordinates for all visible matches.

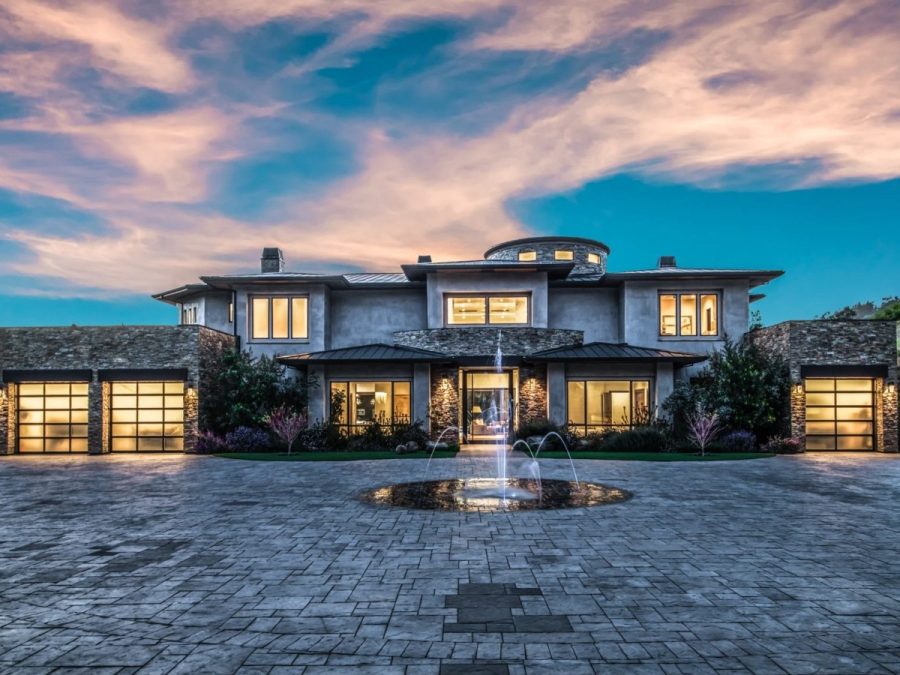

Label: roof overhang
[152,283,223,305]
[602,269,784,289]
[527,341,707,365]
[278,343,451,366]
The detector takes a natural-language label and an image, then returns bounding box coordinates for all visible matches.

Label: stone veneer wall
[518,364,548,428]
[429,366,460,441]
[486,240,608,275]
[0,325,237,454]
[394,327,582,357]
[749,320,899,452]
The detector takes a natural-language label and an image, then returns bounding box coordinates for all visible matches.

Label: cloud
[1,0,899,297]
[1,0,192,92]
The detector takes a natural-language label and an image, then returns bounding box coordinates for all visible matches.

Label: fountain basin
[358,478,631,511]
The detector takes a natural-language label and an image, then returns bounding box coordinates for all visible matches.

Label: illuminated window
[554,250,574,261]
[228,302,235,323]
[17,382,89,453]
[587,252,601,264]
[518,250,537,261]
[110,381,184,452]
[329,381,411,433]
[567,380,651,435]
[804,378,874,450]
[659,294,677,336]
[250,296,308,340]
[446,295,530,326]
[658,292,719,337]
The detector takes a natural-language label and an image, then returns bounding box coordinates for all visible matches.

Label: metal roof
[484,235,610,257]
[278,343,449,365]
[528,341,707,364]
[343,272,413,286]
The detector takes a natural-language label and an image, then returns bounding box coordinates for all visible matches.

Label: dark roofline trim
[800,365,889,378]
[484,236,611,257]
[402,261,575,281]
[3,369,93,383]
[98,368,190,382]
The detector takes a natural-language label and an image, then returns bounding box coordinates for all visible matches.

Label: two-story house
[2,235,895,455]
[155,236,781,443]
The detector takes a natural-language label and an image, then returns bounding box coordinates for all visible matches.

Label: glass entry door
[463,371,514,442]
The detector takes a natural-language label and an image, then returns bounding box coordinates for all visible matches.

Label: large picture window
[567,380,651,435]
[110,381,184,451]
[251,296,308,340]
[330,381,411,433]
[659,292,718,337]
[446,294,530,326]
[17,382,89,453]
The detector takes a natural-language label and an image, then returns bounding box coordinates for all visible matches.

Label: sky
[0,0,898,327]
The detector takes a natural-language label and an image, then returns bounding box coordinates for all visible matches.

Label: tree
[200,349,313,434]
[266,405,307,454]
[664,338,789,442]
[873,300,900,320]
[686,406,720,457]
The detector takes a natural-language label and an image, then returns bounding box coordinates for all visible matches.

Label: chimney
[417,255,432,263]
[657,255,677,268]
[261,247,284,273]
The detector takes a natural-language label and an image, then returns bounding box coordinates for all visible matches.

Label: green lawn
[214,450,459,461]
[536,451,774,461]
[214,450,771,462]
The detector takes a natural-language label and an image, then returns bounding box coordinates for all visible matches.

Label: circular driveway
[1,453,900,674]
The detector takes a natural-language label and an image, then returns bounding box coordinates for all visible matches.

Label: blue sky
[0,0,898,327]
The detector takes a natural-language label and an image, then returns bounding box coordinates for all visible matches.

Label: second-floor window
[659,292,719,337]
[446,294,530,326]
[251,296,308,340]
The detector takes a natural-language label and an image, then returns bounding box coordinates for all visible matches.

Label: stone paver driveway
[2,453,900,674]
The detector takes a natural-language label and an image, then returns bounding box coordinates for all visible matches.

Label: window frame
[657,290,721,339]
[565,378,653,436]
[329,380,413,434]
[248,294,309,342]
[444,292,532,327]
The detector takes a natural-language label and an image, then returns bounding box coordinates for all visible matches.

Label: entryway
[461,370,516,443]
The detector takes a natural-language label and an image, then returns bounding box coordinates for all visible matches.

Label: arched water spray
[532,431,580,487]
[423,426,459,481]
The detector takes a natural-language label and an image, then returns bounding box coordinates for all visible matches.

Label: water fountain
[360,333,631,511]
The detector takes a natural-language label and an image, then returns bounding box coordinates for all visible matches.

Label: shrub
[718,430,757,452]
[224,426,272,453]
[390,420,430,450]
[201,349,314,434]
[761,436,803,454]
[599,426,669,452]
[195,431,227,454]
[516,418,563,439]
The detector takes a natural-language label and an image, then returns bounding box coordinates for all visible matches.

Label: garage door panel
[16,382,89,453]
[109,381,184,452]
[805,378,875,451]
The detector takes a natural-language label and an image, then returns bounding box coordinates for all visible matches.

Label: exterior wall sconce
[793,382,804,395]
[887,382,897,396]
[0,383,6,400]
[186,383,197,397]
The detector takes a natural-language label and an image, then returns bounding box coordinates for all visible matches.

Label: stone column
[791,384,806,450]
[88,377,104,455]
[0,384,9,454]
[518,364,547,426]
[429,366,459,440]
[878,379,898,452]
[184,384,199,453]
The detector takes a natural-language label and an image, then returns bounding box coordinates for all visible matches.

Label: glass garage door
[17,382,89,453]
[110,381,184,451]
[805,378,874,450]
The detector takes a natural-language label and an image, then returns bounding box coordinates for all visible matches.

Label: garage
[16,381,90,453]
[805,378,875,450]
[110,381,185,452]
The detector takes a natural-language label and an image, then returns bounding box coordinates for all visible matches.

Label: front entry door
[463,371,514,442]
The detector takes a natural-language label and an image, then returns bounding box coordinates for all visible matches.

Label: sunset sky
[0,0,898,326]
